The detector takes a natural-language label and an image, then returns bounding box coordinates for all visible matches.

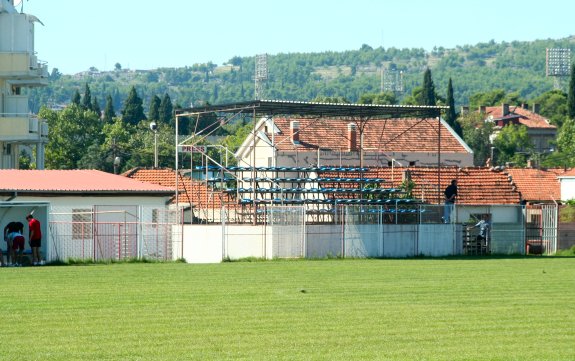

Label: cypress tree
[568,62,575,119]
[121,86,146,126]
[421,68,436,106]
[159,93,173,124]
[71,90,81,106]
[149,95,161,121]
[103,94,116,123]
[82,83,92,110]
[445,78,462,135]
[92,96,101,118]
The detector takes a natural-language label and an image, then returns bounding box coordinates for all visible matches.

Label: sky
[18,0,575,75]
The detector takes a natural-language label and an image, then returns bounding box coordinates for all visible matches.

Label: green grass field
[1,258,574,360]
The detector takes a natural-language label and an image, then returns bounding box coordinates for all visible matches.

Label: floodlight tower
[381,67,404,95]
[254,54,268,100]
[546,48,571,90]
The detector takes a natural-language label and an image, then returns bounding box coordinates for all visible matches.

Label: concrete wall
[181,223,464,263]
[276,150,473,168]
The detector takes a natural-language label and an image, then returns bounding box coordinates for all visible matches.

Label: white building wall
[559,178,575,201]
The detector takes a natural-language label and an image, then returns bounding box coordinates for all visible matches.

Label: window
[72,209,92,240]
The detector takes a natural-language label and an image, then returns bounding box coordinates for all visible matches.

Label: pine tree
[103,94,116,123]
[421,68,436,106]
[568,62,575,119]
[445,78,462,135]
[149,95,161,121]
[71,90,81,106]
[121,86,146,126]
[82,83,92,110]
[159,93,173,124]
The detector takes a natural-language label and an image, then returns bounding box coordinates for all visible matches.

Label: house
[0,169,175,262]
[503,168,566,204]
[0,2,49,169]
[479,104,557,154]
[235,116,474,169]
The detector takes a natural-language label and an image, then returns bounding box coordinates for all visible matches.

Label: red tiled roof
[324,167,521,205]
[123,168,236,208]
[124,166,539,206]
[483,106,556,129]
[268,117,469,153]
[504,168,565,202]
[0,170,173,194]
[558,168,575,177]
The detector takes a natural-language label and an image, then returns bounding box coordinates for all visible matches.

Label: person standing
[443,179,458,223]
[26,214,42,265]
[468,214,491,251]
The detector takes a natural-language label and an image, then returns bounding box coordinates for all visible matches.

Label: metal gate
[525,204,558,255]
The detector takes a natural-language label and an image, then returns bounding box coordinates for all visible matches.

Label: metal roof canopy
[175,99,447,118]
[173,100,449,218]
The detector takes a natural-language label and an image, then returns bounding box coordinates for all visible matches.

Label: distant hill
[28,36,575,113]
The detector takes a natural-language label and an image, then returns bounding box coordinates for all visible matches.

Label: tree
[544,118,575,167]
[313,96,349,103]
[49,68,62,81]
[358,92,396,105]
[459,112,494,166]
[149,95,161,121]
[533,90,568,127]
[469,89,506,109]
[71,90,81,106]
[99,118,137,173]
[568,62,575,119]
[103,94,116,123]
[492,124,533,167]
[81,83,92,110]
[41,104,104,169]
[444,78,462,136]
[421,68,436,106]
[92,96,101,118]
[121,86,146,126]
[114,63,122,71]
[159,93,173,124]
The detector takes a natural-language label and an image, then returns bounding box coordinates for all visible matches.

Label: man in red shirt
[26,214,42,265]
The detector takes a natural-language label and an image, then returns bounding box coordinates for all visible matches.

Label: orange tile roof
[269,117,469,153]
[503,168,565,202]
[124,166,527,207]
[123,168,236,208]
[0,170,173,194]
[323,166,521,205]
[558,168,575,177]
[483,106,556,129]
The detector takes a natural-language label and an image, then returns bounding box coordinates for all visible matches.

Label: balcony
[0,113,48,142]
[0,52,49,85]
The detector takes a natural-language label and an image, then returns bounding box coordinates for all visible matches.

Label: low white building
[0,170,175,262]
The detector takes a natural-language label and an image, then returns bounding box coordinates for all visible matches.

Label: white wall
[559,178,575,201]
[181,223,462,262]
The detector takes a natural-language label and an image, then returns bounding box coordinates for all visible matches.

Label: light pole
[490,146,495,165]
[150,121,158,168]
